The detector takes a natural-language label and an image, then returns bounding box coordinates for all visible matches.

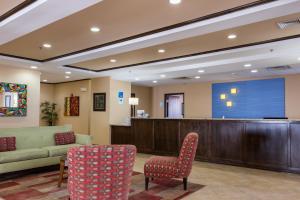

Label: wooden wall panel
[111,119,300,174]
[211,121,244,164]
[244,122,289,170]
[154,119,180,155]
[179,120,210,160]
[111,126,132,145]
[290,123,300,170]
[132,119,154,153]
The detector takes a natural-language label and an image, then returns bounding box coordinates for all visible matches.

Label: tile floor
[135,154,300,200]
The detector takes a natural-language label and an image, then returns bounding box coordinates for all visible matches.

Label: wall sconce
[226,101,233,107]
[220,94,226,100]
[129,97,139,117]
[231,88,237,94]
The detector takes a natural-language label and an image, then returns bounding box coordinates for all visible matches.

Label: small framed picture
[93,93,106,111]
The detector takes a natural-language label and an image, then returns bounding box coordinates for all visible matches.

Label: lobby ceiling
[72,13,300,71]
[0,0,258,61]
[0,0,26,17]
[0,0,300,85]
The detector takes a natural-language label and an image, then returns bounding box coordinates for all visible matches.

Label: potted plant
[40,101,58,126]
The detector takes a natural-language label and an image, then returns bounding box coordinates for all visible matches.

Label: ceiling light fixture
[298,57,300,61]
[251,69,258,73]
[160,74,166,78]
[30,66,38,69]
[43,79,48,82]
[169,0,182,5]
[244,63,252,68]
[153,80,158,83]
[158,49,166,53]
[135,77,140,81]
[90,26,100,32]
[195,76,201,79]
[198,70,205,73]
[65,76,70,79]
[110,59,117,63]
[65,71,72,74]
[227,34,237,39]
[43,43,52,48]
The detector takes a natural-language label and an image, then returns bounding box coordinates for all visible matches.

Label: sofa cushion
[55,131,76,145]
[0,137,16,152]
[0,148,48,164]
[42,144,81,157]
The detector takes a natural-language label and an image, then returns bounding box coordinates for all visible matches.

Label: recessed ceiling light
[244,63,252,68]
[65,76,70,79]
[251,69,258,73]
[158,49,166,53]
[298,57,300,61]
[43,79,48,82]
[90,26,100,32]
[65,71,72,74]
[153,80,158,83]
[198,70,205,73]
[135,77,140,81]
[227,34,237,39]
[195,76,201,79]
[110,59,117,63]
[160,74,166,78]
[169,0,181,5]
[43,43,52,48]
[30,66,38,69]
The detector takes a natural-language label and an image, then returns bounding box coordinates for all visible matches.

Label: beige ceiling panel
[73,13,300,71]
[0,0,25,16]
[0,0,257,60]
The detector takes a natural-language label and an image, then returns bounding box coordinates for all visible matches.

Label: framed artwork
[64,94,80,116]
[93,93,106,111]
[0,82,27,117]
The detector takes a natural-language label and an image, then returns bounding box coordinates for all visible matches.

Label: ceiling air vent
[172,77,193,80]
[266,65,292,71]
[277,18,300,29]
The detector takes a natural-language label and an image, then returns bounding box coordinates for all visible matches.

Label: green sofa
[0,125,91,174]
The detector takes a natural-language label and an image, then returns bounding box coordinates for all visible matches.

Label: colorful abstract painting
[64,95,79,116]
[0,82,27,117]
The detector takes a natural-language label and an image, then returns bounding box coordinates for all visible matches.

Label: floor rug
[0,171,204,200]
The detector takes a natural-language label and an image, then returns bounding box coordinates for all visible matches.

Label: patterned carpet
[0,171,204,200]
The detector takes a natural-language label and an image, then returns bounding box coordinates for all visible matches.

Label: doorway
[164,93,184,118]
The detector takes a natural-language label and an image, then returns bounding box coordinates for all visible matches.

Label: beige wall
[110,79,131,125]
[152,82,212,118]
[152,74,300,119]
[131,85,152,116]
[0,65,40,128]
[285,74,300,119]
[53,80,91,134]
[40,83,55,103]
[90,77,110,145]
[40,83,55,126]
[39,77,131,144]
[90,78,131,145]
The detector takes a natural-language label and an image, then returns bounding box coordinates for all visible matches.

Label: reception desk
[111,118,300,173]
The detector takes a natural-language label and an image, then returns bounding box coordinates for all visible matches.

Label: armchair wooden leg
[145,177,149,190]
[183,177,188,190]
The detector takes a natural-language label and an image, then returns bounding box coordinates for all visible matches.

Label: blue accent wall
[212,78,285,119]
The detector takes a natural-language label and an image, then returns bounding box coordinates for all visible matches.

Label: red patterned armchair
[68,145,136,200]
[144,132,198,190]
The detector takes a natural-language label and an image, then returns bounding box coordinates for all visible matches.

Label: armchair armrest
[76,134,92,145]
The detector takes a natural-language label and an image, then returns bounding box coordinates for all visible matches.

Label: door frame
[164,93,185,118]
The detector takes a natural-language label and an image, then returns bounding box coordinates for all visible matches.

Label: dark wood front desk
[111,118,300,174]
